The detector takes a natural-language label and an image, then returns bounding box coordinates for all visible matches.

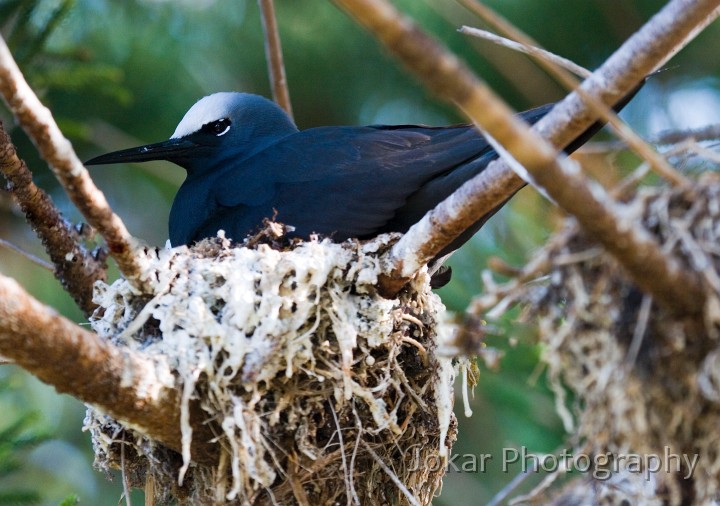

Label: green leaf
[58,494,80,506]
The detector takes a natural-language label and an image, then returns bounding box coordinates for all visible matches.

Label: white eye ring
[205,118,232,137]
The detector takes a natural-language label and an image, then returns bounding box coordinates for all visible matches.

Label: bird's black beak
[85,137,197,166]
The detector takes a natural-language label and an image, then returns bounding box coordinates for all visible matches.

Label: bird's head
[86,92,298,174]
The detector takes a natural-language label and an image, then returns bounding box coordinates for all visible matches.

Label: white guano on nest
[85,232,461,505]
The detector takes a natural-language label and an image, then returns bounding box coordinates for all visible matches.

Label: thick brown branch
[0,273,219,465]
[333,0,710,314]
[0,122,106,316]
[259,0,293,120]
[0,35,149,291]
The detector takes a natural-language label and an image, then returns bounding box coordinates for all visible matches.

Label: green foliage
[5,0,75,64]
[0,378,50,505]
[1,0,132,129]
[57,494,79,506]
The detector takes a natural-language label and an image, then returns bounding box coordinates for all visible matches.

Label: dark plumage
[86,91,636,262]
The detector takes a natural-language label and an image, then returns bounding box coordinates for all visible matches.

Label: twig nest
[86,232,458,505]
[480,175,720,505]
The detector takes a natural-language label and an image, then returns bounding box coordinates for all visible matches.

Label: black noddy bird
[86,90,639,283]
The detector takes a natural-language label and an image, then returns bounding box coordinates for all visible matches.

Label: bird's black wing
[209,123,492,241]
[206,105,559,243]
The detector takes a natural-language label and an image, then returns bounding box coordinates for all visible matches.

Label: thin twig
[0,238,54,271]
[458,26,592,78]
[258,0,294,120]
[0,122,106,315]
[625,293,653,367]
[0,35,149,291]
[487,458,539,506]
[669,138,720,164]
[328,402,354,506]
[360,440,421,506]
[457,0,692,188]
[332,0,710,314]
[348,403,362,506]
[145,474,156,506]
[121,439,133,506]
[584,123,720,154]
[0,273,220,465]
[654,124,720,145]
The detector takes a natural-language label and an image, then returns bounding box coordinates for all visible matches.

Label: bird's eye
[203,118,232,137]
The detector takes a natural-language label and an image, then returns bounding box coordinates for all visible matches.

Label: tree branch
[0,35,149,291]
[582,124,720,153]
[0,273,219,465]
[332,0,713,314]
[456,26,592,79]
[456,0,690,188]
[259,0,293,120]
[0,122,106,316]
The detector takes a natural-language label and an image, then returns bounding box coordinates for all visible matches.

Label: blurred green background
[0,0,719,504]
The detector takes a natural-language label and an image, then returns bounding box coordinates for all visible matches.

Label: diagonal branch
[258,0,294,120]
[456,25,593,79]
[0,273,219,465]
[0,122,106,316]
[456,1,691,188]
[332,0,713,315]
[0,35,149,291]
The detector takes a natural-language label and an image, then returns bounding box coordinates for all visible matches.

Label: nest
[478,174,720,505]
[85,231,460,505]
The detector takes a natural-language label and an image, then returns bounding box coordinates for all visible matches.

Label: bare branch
[655,124,720,146]
[529,0,720,161]
[458,0,691,188]
[457,26,592,79]
[0,122,106,315]
[0,273,219,465]
[258,0,294,120]
[0,35,149,291]
[332,0,711,314]
[583,124,720,154]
